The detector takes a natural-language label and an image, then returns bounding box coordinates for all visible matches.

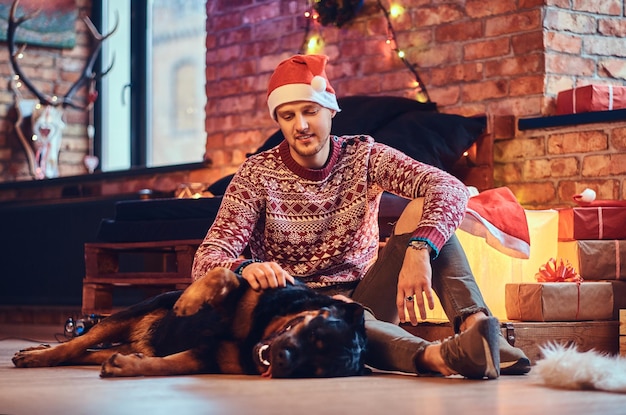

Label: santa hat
[460,187,531,259]
[267,54,341,120]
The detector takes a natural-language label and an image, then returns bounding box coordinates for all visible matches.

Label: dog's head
[253,302,367,378]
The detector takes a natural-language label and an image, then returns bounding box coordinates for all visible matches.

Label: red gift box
[558,206,626,241]
[556,85,626,115]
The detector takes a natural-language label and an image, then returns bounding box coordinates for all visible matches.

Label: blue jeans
[348,232,491,374]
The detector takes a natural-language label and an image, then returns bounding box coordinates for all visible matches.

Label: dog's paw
[12,345,53,368]
[174,268,239,317]
[173,287,208,317]
[100,353,146,378]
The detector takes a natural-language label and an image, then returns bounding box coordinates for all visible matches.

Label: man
[192,54,530,378]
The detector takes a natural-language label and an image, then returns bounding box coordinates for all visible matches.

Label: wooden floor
[1,324,625,415]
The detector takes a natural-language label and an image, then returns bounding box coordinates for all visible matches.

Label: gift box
[558,206,626,241]
[505,282,614,322]
[558,240,626,281]
[556,85,626,115]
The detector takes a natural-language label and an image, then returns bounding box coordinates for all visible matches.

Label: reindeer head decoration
[7,0,117,179]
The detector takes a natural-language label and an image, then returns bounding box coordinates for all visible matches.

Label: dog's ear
[336,302,365,328]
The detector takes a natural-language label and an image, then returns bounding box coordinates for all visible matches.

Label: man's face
[275,101,335,169]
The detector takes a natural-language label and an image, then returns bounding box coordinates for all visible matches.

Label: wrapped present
[558,240,626,281]
[505,282,614,321]
[558,206,626,241]
[556,85,626,115]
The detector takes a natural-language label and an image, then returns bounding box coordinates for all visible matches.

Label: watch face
[410,241,429,251]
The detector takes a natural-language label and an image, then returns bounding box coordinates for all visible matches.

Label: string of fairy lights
[299,0,431,103]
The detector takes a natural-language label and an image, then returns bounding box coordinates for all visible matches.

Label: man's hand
[240,261,295,291]
[396,247,434,326]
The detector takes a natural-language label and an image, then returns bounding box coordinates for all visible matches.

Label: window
[97,0,206,172]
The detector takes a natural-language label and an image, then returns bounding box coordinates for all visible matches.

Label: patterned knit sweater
[192,135,469,287]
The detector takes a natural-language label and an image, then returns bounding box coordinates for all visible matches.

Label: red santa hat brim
[267,54,340,119]
[460,187,531,259]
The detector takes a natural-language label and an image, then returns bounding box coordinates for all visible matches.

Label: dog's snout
[271,347,296,377]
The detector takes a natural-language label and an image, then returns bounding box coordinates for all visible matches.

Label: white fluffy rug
[535,343,626,393]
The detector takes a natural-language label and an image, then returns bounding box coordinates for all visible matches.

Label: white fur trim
[536,343,626,393]
[267,83,340,119]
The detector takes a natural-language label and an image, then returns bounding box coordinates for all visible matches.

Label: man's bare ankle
[460,312,488,332]
[417,344,455,376]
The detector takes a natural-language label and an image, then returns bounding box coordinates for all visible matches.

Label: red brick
[507,182,557,206]
[611,127,626,150]
[429,63,484,87]
[545,53,595,76]
[582,154,626,176]
[411,4,465,27]
[509,75,545,96]
[519,0,545,8]
[512,31,544,55]
[599,18,626,37]
[486,95,544,117]
[522,159,553,179]
[485,10,542,37]
[492,115,516,139]
[428,85,460,107]
[585,37,626,58]
[217,27,252,47]
[465,0,517,18]
[242,3,281,24]
[435,21,483,43]
[599,59,626,80]
[409,43,462,68]
[544,9,596,34]
[494,136,545,163]
[485,54,544,77]
[519,157,579,182]
[464,38,510,61]
[547,131,608,154]
[545,32,582,54]
[494,162,523,184]
[572,0,622,15]
[462,79,508,102]
[557,180,621,203]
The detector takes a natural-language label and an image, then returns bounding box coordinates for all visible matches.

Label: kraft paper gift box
[556,84,626,115]
[558,206,626,241]
[558,240,626,281]
[505,282,614,322]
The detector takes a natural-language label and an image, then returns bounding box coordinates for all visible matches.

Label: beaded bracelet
[234,259,263,274]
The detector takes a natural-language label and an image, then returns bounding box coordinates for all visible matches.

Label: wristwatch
[408,240,431,253]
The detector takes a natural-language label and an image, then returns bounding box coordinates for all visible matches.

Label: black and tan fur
[12,267,368,378]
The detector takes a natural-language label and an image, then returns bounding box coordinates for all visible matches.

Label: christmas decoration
[535,258,583,283]
[313,0,364,27]
[300,0,431,103]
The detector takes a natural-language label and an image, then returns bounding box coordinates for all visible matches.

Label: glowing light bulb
[389,4,404,18]
[397,50,405,59]
[307,34,324,53]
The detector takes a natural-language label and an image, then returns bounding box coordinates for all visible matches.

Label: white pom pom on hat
[267,54,341,119]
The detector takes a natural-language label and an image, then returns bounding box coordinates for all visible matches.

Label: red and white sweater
[192,135,469,287]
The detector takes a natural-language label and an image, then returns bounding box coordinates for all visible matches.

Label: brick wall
[494,118,626,208]
[1,0,625,209]
[203,0,626,208]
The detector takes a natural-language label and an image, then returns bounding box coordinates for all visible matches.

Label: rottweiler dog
[12,267,368,378]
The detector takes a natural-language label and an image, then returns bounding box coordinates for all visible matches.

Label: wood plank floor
[1,324,625,415]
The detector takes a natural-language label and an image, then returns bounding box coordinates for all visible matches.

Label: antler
[7,0,118,110]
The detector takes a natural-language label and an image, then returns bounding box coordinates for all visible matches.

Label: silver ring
[405,295,414,302]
